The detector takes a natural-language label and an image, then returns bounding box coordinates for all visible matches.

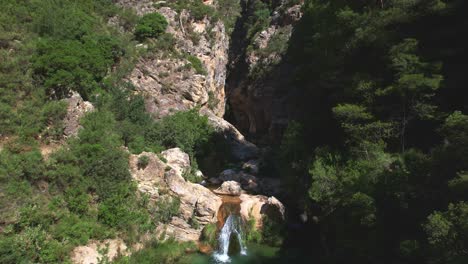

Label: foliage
[153,196,181,223]
[134,13,168,40]
[200,223,217,247]
[145,109,214,157]
[137,155,150,170]
[186,54,207,75]
[115,239,197,264]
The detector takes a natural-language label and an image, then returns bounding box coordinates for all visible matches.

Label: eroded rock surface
[117,1,228,118]
[70,239,128,264]
[63,92,94,138]
[213,181,242,196]
[129,148,221,242]
[239,194,285,228]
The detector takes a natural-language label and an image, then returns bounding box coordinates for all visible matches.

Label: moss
[200,223,217,247]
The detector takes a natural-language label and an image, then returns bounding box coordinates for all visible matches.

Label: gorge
[1,0,467,264]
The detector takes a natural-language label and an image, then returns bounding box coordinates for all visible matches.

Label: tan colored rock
[213,181,242,196]
[70,239,128,264]
[63,92,94,138]
[116,3,228,118]
[165,169,222,225]
[156,217,200,242]
[239,194,285,229]
[161,148,190,176]
[129,148,222,242]
[129,152,167,199]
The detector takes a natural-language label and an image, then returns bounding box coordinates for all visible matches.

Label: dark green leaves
[134,13,168,40]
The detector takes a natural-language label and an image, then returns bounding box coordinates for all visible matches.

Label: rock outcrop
[213,181,242,196]
[129,148,222,242]
[117,1,228,118]
[63,92,94,138]
[70,239,129,264]
[239,194,285,228]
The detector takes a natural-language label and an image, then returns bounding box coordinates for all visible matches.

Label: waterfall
[213,214,247,263]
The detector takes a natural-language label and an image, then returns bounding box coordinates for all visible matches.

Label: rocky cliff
[226,0,303,143]
[117,0,229,118]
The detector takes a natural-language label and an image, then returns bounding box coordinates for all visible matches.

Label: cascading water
[213,214,247,263]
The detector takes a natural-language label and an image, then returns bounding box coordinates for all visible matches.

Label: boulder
[239,194,285,229]
[213,181,242,196]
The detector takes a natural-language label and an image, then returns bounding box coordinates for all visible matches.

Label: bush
[186,54,206,75]
[116,239,196,264]
[64,188,90,215]
[138,155,150,170]
[135,13,168,40]
[200,223,217,247]
[144,109,214,157]
[154,196,180,223]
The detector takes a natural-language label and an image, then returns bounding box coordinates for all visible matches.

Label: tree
[378,39,443,152]
[134,13,168,40]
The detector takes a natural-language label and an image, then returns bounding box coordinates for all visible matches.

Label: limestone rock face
[239,194,286,229]
[161,148,190,176]
[63,92,94,138]
[213,181,242,196]
[129,148,221,242]
[70,239,128,264]
[116,1,228,118]
[129,152,167,199]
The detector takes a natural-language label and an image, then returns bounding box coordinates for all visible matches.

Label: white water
[213,214,247,263]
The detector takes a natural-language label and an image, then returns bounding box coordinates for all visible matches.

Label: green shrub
[138,155,150,169]
[135,13,168,40]
[33,37,120,99]
[186,54,206,75]
[116,239,196,264]
[64,188,90,215]
[144,109,214,157]
[245,218,262,243]
[154,196,180,223]
[200,223,217,247]
[51,215,104,245]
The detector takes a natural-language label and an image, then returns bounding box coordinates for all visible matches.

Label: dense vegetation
[265,0,468,263]
[1,0,467,263]
[0,0,222,263]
